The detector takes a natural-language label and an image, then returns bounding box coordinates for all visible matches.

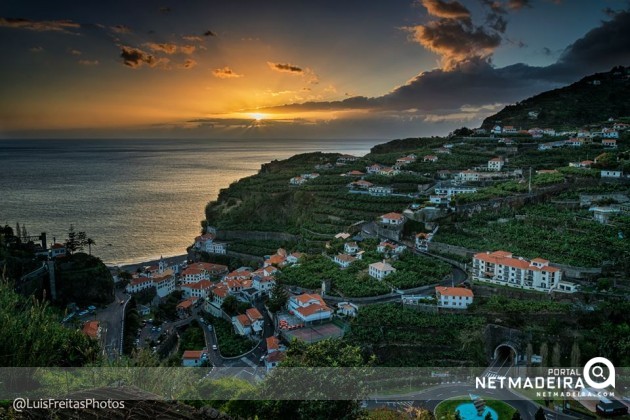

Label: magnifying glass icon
[592,366,605,379]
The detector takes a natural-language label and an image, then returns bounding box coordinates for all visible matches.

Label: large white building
[288,294,332,323]
[488,157,505,171]
[472,250,577,293]
[194,233,227,254]
[435,286,473,309]
[368,261,396,280]
[125,259,176,298]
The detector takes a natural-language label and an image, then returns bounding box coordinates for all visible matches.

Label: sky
[0,0,629,139]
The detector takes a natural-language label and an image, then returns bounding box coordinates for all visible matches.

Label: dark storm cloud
[268,62,304,74]
[408,19,502,69]
[261,9,630,118]
[0,17,80,33]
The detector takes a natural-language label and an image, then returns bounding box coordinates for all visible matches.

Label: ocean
[0,138,380,266]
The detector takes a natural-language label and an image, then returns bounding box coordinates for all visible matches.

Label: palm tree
[86,238,95,255]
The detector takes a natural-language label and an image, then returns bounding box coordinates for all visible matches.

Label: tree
[66,224,79,254]
[267,281,289,313]
[221,295,239,316]
[552,342,561,367]
[86,238,95,255]
[570,341,581,367]
[511,411,522,420]
[21,224,27,242]
[540,342,549,368]
[484,412,492,420]
[77,231,87,252]
[535,407,546,420]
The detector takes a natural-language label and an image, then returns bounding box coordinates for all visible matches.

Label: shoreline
[106,253,190,274]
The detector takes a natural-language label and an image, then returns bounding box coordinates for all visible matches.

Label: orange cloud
[212,67,243,78]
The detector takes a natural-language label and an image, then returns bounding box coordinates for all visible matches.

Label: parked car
[212,345,218,351]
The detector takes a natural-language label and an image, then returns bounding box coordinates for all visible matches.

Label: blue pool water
[455,403,499,420]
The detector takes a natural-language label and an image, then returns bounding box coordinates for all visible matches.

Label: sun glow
[250,113,265,121]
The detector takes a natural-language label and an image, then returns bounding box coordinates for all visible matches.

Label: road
[366,382,575,420]
[91,289,130,359]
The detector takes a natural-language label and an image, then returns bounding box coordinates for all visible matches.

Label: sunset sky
[1,0,629,139]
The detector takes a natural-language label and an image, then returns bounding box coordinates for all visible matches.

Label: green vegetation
[389,252,452,289]
[278,254,390,297]
[436,204,629,267]
[347,303,486,366]
[178,320,206,355]
[0,280,98,366]
[470,295,572,314]
[55,253,115,306]
[435,397,516,420]
[481,65,630,130]
[209,317,255,357]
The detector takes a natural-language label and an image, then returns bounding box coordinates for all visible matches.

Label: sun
[250,113,265,121]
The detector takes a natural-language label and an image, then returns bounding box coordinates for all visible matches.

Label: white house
[126,276,153,294]
[232,308,264,337]
[181,279,212,299]
[396,156,416,165]
[290,176,306,185]
[434,186,478,197]
[601,128,619,139]
[368,261,396,280]
[543,128,556,136]
[366,164,384,174]
[334,253,356,268]
[265,336,286,371]
[488,157,505,171]
[344,242,359,254]
[182,350,206,367]
[589,206,622,224]
[152,271,176,298]
[379,166,399,176]
[601,170,622,178]
[415,232,433,251]
[565,138,584,147]
[491,125,502,134]
[423,155,438,162]
[194,233,227,254]
[337,302,359,317]
[503,126,518,134]
[288,294,332,323]
[252,275,276,293]
[602,139,618,148]
[379,212,405,225]
[454,170,481,182]
[349,180,374,190]
[49,243,67,258]
[429,195,450,205]
[368,185,393,196]
[435,286,473,309]
[181,267,207,284]
[377,241,406,254]
[472,250,576,293]
[286,252,303,265]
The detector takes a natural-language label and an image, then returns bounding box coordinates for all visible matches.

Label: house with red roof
[181,280,212,299]
[379,212,405,225]
[472,250,577,292]
[423,155,438,163]
[176,297,199,318]
[288,293,332,323]
[435,286,474,309]
[264,336,287,371]
[181,350,207,367]
[50,243,67,258]
[233,307,265,337]
[602,138,617,148]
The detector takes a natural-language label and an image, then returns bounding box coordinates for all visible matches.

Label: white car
[212,345,218,351]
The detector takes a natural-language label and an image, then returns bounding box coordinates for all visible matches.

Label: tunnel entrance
[493,344,517,364]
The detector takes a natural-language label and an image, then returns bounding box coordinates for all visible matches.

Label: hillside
[481,66,630,130]
[54,253,115,306]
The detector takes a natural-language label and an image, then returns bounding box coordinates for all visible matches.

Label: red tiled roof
[294,293,325,306]
[436,286,473,298]
[266,336,280,352]
[82,321,100,339]
[182,350,204,360]
[236,314,251,327]
[246,307,263,321]
[294,303,330,317]
[380,212,403,220]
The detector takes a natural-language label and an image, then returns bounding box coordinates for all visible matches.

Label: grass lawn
[435,396,516,420]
